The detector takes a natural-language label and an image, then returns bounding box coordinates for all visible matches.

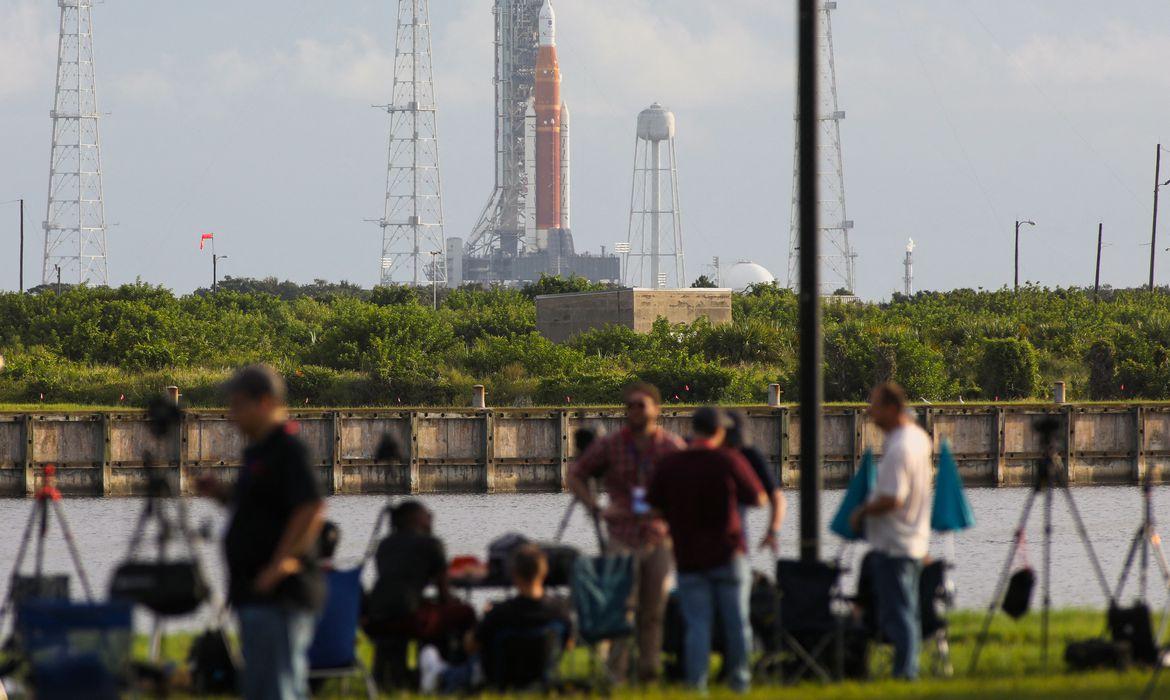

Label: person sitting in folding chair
[848,383,933,681]
[419,544,574,694]
[365,501,476,691]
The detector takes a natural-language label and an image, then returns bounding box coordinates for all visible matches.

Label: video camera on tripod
[108,396,210,617]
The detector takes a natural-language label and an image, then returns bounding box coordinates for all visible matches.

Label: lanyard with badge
[626,436,653,516]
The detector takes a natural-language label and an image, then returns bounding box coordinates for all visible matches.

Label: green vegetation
[4,279,1170,407]
[136,610,1148,698]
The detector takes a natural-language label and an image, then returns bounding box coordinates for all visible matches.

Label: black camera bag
[110,561,209,616]
[1001,567,1035,619]
[1064,638,1130,671]
[1109,602,1158,665]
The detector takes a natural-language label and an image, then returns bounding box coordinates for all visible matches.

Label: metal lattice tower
[378,0,446,286]
[43,0,108,286]
[465,0,543,259]
[624,103,685,289]
[786,1,855,294]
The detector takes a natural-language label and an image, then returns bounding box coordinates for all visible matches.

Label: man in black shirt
[197,365,326,700]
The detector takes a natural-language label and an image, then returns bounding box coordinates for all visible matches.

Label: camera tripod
[968,418,1112,674]
[0,465,94,630]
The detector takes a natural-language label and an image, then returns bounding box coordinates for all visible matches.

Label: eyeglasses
[626,401,648,410]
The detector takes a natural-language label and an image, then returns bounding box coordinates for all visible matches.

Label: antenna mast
[43,0,108,286]
[786,1,854,294]
[378,0,446,286]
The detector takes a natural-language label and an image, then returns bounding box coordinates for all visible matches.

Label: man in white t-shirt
[850,382,932,680]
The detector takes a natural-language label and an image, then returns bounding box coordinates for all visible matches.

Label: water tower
[624,103,685,288]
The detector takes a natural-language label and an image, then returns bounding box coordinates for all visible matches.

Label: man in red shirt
[647,407,766,693]
[567,382,684,683]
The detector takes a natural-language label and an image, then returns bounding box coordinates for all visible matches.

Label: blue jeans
[676,555,752,692]
[237,605,316,700]
[871,552,923,680]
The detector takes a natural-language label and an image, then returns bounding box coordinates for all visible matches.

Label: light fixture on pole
[1014,220,1036,292]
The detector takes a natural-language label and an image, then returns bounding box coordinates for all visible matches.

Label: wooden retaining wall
[1,404,1168,496]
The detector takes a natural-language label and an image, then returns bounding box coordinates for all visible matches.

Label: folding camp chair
[16,599,133,700]
[307,567,378,700]
[854,553,954,678]
[774,559,850,683]
[570,552,635,688]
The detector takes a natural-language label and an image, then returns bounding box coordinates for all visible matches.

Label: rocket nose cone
[539,0,556,46]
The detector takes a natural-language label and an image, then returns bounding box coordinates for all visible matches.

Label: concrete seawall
[0,404,1167,497]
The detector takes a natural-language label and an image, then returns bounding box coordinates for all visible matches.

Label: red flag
[199,233,215,250]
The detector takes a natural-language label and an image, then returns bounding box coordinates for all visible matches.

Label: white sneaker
[418,644,449,694]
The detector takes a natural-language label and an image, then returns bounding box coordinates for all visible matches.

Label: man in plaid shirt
[567,382,685,683]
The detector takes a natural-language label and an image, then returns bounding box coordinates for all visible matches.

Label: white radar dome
[725,261,776,292]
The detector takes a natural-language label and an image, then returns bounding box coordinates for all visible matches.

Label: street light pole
[1094,223,1103,302]
[54,264,61,295]
[428,251,439,310]
[18,198,24,294]
[1014,219,1035,291]
[1150,144,1166,292]
[212,254,228,292]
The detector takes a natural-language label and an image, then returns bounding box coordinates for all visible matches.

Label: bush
[978,338,1042,400]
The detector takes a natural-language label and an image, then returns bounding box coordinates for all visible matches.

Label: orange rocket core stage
[534,44,562,231]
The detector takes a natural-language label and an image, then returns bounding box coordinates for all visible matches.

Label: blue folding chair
[307,567,377,700]
[16,599,133,700]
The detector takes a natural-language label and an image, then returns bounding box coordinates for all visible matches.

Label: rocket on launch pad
[534,0,569,237]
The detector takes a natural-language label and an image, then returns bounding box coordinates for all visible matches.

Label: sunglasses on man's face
[626,401,648,410]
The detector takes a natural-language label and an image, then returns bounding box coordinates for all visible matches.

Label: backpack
[188,628,237,695]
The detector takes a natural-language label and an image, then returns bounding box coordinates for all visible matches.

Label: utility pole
[797,0,822,565]
[1150,144,1164,292]
[54,264,62,295]
[1014,219,1035,292]
[18,199,24,293]
[1094,223,1103,302]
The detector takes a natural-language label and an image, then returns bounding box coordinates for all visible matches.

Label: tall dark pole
[1150,144,1162,292]
[18,198,24,294]
[1014,220,1021,291]
[1094,223,1103,302]
[212,254,219,292]
[55,264,61,295]
[797,0,822,565]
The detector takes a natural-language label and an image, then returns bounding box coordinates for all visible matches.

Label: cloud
[284,33,396,102]
[206,49,273,95]
[0,1,55,98]
[113,68,175,103]
[1010,23,1170,87]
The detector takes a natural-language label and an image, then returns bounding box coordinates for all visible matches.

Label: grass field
[124,609,1159,698]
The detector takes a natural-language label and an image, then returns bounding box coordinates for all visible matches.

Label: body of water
[0,487,1166,630]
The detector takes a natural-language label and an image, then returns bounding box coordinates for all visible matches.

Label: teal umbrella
[830,449,876,541]
[931,439,975,532]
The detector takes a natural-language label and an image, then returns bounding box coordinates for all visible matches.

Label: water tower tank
[725,261,776,292]
[637,102,675,142]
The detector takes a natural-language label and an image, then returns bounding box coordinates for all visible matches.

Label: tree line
[0,276,1165,407]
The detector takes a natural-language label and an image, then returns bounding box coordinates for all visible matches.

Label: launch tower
[462,0,616,284]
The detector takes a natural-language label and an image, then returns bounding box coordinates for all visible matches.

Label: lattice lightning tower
[378,0,446,286]
[43,0,108,286]
[786,0,855,294]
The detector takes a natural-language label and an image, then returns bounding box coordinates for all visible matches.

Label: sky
[1,0,1169,299]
